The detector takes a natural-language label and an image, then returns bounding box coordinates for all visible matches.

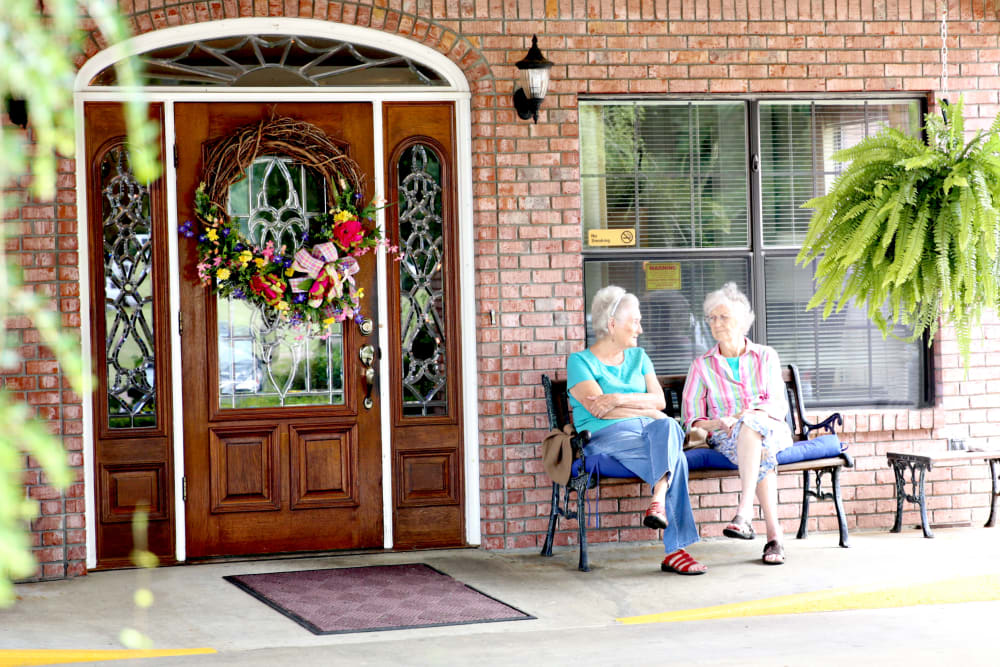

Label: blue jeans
[584,417,700,554]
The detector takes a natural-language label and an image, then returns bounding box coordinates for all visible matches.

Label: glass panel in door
[218,156,345,409]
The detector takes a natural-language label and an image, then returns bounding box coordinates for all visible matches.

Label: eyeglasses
[608,293,625,319]
[706,313,733,325]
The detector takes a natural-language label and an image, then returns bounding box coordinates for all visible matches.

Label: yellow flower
[334,209,354,223]
[355,287,365,300]
[254,258,266,268]
[285,267,295,277]
[206,229,218,241]
[216,268,230,280]
[323,317,337,326]
[275,301,289,311]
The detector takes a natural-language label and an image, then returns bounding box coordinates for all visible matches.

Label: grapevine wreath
[179,115,398,334]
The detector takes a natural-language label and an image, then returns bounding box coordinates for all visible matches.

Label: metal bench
[540,363,854,571]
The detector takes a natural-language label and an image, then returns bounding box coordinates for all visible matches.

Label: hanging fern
[798,97,1000,364]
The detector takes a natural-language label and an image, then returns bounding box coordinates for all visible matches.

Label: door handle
[360,344,376,409]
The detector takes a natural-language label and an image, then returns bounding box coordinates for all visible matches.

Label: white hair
[703,282,754,335]
[592,285,639,338]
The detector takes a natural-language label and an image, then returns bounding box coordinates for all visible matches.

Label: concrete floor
[2,527,1000,666]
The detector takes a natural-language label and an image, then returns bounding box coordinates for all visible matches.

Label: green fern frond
[798,94,1000,368]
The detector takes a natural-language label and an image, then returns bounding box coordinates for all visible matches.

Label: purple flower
[354,192,362,201]
[282,257,293,268]
[234,243,245,252]
[184,230,195,238]
[354,312,364,324]
[293,293,307,304]
[197,233,207,242]
[232,289,245,300]
[222,227,231,237]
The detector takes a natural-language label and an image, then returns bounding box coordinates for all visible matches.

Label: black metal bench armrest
[803,412,843,437]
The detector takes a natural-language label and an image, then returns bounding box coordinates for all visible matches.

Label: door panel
[384,102,465,547]
[85,102,175,568]
[176,102,382,557]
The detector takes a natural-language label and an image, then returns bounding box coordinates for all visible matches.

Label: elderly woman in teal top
[568,286,705,575]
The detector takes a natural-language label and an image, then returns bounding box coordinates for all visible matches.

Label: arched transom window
[91,34,448,87]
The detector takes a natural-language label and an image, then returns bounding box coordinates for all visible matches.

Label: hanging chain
[940,0,949,99]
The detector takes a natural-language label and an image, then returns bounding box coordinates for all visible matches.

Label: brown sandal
[762,539,785,565]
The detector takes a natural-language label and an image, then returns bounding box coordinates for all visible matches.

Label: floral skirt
[709,413,793,483]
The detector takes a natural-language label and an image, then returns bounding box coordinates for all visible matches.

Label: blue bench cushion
[573,434,844,478]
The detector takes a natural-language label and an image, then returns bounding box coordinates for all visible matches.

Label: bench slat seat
[540,364,854,571]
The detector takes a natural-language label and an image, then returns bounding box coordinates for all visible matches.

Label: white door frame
[74,18,480,569]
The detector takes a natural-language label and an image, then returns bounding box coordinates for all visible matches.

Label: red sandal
[643,501,668,530]
[661,549,707,575]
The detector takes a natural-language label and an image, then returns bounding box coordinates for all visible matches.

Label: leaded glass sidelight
[219,157,345,409]
[397,144,448,417]
[102,146,156,429]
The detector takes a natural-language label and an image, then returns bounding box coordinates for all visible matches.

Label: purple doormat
[223,563,534,635]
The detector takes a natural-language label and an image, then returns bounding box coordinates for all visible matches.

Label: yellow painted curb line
[618,574,1000,625]
[0,648,216,666]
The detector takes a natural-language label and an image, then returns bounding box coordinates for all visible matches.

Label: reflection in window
[101,145,156,429]
[584,260,749,376]
[218,157,344,409]
[397,144,448,417]
[580,101,748,249]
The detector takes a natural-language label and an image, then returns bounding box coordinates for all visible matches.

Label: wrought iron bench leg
[796,470,811,540]
[987,459,999,528]
[916,465,933,538]
[831,466,849,547]
[576,483,590,572]
[541,482,561,557]
[891,459,906,533]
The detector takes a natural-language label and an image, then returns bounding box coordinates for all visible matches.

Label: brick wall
[6,0,1000,577]
[2,139,86,578]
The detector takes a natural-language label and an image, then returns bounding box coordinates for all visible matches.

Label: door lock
[358,317,374,336]
[359,344,376,409]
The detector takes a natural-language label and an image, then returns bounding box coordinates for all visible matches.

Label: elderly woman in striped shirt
[681,282,792,566]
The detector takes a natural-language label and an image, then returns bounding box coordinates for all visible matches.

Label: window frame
[579,92,934,409]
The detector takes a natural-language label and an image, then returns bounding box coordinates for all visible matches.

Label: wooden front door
[175,103,382,558]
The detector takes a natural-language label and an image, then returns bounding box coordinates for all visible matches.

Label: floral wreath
[179,116,399,334]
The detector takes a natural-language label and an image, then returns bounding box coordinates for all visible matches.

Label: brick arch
[78,2,494,94]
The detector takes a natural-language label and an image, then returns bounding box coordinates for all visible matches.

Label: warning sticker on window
[588,229,636,247]
[644,262,681,290]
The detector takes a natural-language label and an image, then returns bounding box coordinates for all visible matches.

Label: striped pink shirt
[681,338,789,430]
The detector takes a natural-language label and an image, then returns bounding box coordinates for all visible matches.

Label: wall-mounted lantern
[513,35,553,123]
[5,97,27,129]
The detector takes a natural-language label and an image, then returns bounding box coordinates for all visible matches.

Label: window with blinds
[580,97,928,408]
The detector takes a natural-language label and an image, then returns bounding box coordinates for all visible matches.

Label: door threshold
[183,543,477,566]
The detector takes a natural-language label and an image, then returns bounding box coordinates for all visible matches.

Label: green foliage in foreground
[1,0,158,604]
[798,97,1000,364]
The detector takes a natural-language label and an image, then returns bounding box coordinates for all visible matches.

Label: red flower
[332,218,365,250]
[249,274,285,305]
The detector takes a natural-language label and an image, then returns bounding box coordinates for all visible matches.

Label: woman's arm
[683,361,738,434]
[570,372,666,420]
[748,347,790,421]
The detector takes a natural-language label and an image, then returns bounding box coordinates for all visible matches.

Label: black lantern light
[5,97,27,129]
[513,35,553,123]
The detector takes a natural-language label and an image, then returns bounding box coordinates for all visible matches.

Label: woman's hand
[717,416,738,435]
[587,392,621,418]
